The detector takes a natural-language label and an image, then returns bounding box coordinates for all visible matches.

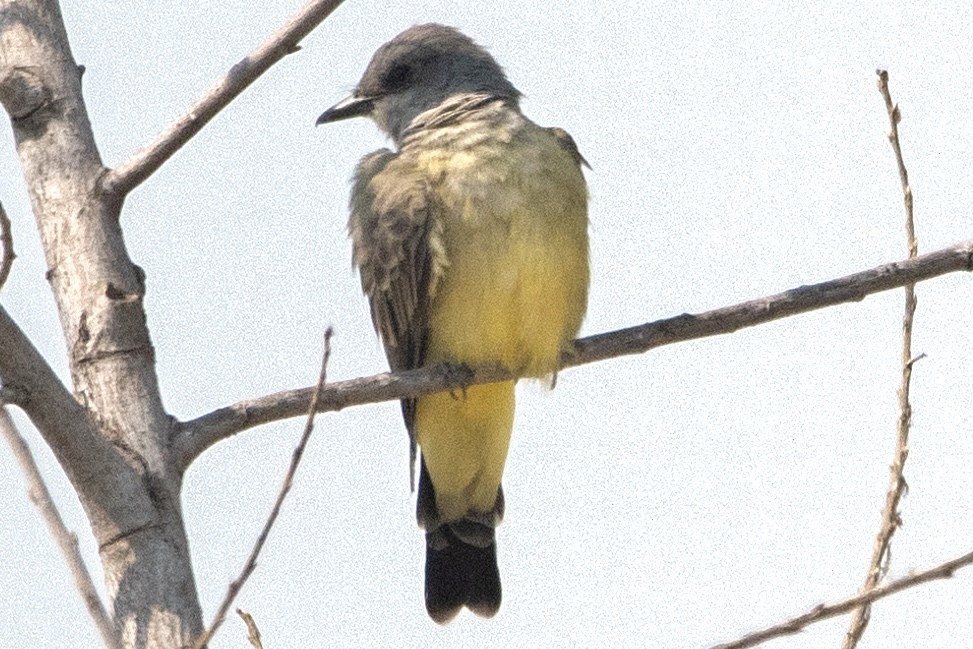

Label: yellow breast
[420,123,589,377]
[410,118,589,519]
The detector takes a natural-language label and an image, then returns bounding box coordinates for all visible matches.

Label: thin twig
[0,202,15,290]
[173,240,973,470]
[237,609,264,649]
[193,328,333,649]
[101,0,346,198]
[843,69,920,648]
[712,549,973,649]
[0,407,119,649]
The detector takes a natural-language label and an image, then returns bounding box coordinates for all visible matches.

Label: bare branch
[174,241,973,470]
[877,69,917,258]
[843,69,920,648]
[710,549,973,649]
[101,0,346,198]
[193,328,334,649]
[0,407,119,649]
[0,202,14,290]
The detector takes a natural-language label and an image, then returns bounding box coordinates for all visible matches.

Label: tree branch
[0,407,119,649]
[843,68,920,648]
[193,328,333,649]
[174,240,973,470]
[711,549,973,649]
[100,0,346,198]
[0,202,14,290]
[0,306,149,541]
[0,304,97,461]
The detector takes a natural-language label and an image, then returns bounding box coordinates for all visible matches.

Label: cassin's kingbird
[316,24,589,623]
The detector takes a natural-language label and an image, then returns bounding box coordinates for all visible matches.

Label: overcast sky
[2,1,972,647]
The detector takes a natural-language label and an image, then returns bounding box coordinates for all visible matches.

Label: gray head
[316,24,521,142]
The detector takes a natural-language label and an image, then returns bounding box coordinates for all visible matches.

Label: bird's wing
[349,149,445,487]
[547,126,591,169]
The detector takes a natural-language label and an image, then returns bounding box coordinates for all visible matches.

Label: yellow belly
[414,127,589,520]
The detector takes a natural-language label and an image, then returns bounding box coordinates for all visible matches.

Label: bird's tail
[417,460,504,624]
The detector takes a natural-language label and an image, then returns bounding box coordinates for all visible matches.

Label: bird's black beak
[315,94,375,125]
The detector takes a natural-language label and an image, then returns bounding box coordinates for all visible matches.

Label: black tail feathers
[425,523,501,623]
[417,459,503,623]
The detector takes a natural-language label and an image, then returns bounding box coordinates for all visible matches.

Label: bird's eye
[382,63,413,91]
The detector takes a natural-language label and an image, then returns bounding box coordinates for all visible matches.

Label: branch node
[0,384,29,406]
[906,352,927,367]
[0,67,50,120]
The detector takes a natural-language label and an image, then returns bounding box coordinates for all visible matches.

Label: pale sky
[2,1,972,647]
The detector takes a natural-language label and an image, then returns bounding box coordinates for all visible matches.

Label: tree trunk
[0,1,203,646]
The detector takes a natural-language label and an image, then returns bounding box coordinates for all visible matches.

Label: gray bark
[0,1,202,646]
[1,0,346,645]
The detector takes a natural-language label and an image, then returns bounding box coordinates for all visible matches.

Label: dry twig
[193,328,334,649]
[237,609,264,649]
[843,69,920,648]
[712,548,973,649]
[0,407,119,649]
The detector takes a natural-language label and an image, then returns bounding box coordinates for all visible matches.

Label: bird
[316,23,589,623]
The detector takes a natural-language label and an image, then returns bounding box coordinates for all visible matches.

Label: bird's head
[316,24,520,142]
